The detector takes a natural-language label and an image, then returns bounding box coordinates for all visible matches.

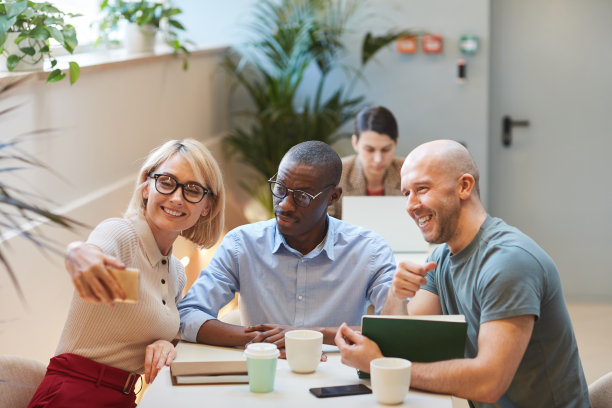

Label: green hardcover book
[359,314,467,379]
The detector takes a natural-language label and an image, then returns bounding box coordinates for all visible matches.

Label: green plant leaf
[47,26,64,45]
[62,25,77,53]
[30,26,50,41]
[6,1,28,19]
[361,30,414,66]
[6,54,21,71]
[68,61,80,85]
[46,69,65,83]
[0,32,7,50]
[19,46,35,56]
[0,16,17,37]
[168,19,184,30]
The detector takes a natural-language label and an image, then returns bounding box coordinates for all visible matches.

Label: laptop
[341,196,429,253]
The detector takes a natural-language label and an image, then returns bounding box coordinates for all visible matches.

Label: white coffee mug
[284,330,323,373]
[370,357,412,405]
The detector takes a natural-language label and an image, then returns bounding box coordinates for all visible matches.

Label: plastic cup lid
[244,343,280,358]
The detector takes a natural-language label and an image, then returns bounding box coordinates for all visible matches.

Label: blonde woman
[29,139,225,408]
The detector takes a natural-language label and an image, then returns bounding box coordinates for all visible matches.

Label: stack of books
[170,341,248,385]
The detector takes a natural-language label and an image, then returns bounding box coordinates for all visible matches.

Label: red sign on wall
[422,34,443,54]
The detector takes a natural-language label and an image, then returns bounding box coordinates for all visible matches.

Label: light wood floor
[567,302,612,385]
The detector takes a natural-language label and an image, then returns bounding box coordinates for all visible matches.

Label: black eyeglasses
[148,173,210,204]
[267,173,334,208]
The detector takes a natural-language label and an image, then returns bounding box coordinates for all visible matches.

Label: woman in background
[28,139,225,408]
[328,106,404,219]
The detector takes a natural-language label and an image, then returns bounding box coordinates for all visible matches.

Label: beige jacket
[328,154,404,219]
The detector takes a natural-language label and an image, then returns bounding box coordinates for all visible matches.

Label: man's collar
[273,215,336,260]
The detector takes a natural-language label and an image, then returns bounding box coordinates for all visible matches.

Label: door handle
[502,116,530,147]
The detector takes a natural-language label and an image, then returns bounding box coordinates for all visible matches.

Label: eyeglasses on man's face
[148,173,210,204]
[267,173,334,208]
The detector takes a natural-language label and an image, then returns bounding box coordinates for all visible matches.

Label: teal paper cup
[244,343,280,393]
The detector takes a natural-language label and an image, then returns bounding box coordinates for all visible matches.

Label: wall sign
[396,35,417,54]
[459,35,479,54]
[422,34,443,54]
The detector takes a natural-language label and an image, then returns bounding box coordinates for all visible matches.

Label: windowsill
[0,43,229,86]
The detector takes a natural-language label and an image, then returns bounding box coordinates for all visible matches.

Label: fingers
[245,324,274,333]
[65,242,128,305]
[144,341,176,384]
[392,261,437,299]
[334,323,352,349]
[246,327,285,346]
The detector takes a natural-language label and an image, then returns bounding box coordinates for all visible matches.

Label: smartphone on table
[309,383,372,398]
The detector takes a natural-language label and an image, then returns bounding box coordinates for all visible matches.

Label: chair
[0,355,47,408]
[590,371,612,408]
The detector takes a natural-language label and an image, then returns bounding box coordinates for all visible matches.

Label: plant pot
[124,23,158,53]
[0,32,45,72]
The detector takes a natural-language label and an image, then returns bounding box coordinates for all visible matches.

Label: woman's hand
[144,340,177,384]
[65,241,126,305]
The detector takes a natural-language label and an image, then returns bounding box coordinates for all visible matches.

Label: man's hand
[391,260,437,300]
[144,340,176,384]
[245,324,327,361]
[334,323,383,373]
[65,241,126,305]
[245,323,295,348]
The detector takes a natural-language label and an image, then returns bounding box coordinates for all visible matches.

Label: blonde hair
[124,139,225,249]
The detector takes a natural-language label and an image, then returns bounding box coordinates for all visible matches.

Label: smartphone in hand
[309,384,372,398]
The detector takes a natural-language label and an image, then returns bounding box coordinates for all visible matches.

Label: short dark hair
[354,106,398,142]
[283,141,342,185]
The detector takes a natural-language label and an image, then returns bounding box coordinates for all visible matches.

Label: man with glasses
[178,141,395,351]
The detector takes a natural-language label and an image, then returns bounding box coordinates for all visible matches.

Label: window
[52,0,100,48]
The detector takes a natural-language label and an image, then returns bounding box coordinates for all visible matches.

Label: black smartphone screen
[309,384,372,398]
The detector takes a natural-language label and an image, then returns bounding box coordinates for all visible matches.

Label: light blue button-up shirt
[178,216,395,342]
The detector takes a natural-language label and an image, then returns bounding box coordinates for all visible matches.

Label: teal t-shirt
[423,216,590,408]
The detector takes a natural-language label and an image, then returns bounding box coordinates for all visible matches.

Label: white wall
[0,50,231,360]
[178,0,490,201]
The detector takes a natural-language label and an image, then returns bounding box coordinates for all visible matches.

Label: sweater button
[161,259,167,265]
[161,279,166,284]
[162,300,166,305]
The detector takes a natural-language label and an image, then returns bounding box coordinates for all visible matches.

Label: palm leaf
[1,81,87,305]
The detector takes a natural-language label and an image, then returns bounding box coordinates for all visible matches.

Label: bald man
[335,140,590,407]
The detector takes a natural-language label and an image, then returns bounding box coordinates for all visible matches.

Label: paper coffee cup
[370,357,411,405]
[108,267,139,303]
[244,343,279,393]
[284,330,323,373]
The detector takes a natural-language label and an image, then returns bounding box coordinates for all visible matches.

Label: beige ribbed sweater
[55,215,186,373]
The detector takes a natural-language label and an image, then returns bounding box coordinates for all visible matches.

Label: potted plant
[97,0,191,69]
[0,1,81,84]
[223,0,413,215]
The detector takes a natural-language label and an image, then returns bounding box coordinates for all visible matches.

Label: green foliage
[0,1,81,84]
[224,0,409,215]
[97,0,191,69]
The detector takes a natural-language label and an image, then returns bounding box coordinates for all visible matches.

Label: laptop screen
[341,196,429,253]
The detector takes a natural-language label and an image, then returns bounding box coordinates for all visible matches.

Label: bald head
[405,140,480,197]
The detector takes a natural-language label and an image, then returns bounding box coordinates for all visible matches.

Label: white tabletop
[138,349,453,408]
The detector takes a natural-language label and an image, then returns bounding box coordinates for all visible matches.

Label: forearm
[196,319,257,347]
[411,359,506,403]
[381,291,408,315]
